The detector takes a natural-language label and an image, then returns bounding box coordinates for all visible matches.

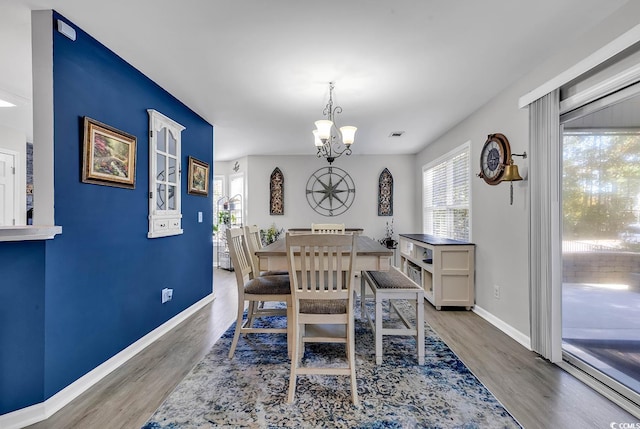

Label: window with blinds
[422,142,470,241]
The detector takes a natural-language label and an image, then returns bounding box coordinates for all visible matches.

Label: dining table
[256,234,393,272]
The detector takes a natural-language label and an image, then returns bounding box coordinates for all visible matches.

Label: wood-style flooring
[26,268,636,429]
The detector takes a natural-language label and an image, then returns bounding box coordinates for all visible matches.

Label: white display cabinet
[399,234,475,310]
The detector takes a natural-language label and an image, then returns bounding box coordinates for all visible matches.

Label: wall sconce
[501,152,527,205]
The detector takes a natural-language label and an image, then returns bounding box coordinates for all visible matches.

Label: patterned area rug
[142,300,521,428]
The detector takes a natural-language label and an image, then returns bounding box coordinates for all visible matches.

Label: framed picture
[188,156,210,196]
[82,117,137,189]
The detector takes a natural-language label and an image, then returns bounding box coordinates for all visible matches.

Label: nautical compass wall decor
[306,166,356,216]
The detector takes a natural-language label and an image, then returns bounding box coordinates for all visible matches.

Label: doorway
[561,84,640,404]
[0,148,17,225]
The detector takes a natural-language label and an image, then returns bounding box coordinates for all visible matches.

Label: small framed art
[187,156,210,196]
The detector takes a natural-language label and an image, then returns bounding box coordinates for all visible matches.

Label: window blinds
[422,144,470,241]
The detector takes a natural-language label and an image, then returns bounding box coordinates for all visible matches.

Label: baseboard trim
[0,293,215,429]
[0,402,46,429]
[472,305,532,350]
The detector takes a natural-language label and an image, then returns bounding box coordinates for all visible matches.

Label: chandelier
[312,82,357,164]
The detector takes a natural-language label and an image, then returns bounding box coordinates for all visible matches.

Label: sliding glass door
[561,85,640,403]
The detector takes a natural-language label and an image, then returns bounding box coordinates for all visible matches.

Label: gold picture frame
[82,117,137,189]
[188,156,209,196]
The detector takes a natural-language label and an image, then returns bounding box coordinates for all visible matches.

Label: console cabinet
[399,234,475,310]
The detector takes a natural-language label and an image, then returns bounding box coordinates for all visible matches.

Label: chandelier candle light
[313,82,357,164]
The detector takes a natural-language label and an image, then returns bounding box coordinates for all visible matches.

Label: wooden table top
[257,235,392,257]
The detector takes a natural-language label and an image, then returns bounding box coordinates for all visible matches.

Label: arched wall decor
[270,167,284,215]
[378,168,393,216]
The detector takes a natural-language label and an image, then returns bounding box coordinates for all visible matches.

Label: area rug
[142,300,521,428]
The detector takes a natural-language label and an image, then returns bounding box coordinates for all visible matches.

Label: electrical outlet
[493,284,500,299]
[161,288,173,304]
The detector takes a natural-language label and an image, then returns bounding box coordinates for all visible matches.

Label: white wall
[415,1,640,342]
[234,154,416,244]
[416,86,531,337]
[0,124,27,225]
[32,10,54,226]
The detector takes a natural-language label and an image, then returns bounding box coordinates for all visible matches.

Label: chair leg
[298,323,305,364]
[287,319,299,404]
[228,299,245,359]
[286,299,293,358]
[417,294,425,365]
[348,316,359,406]
[245,301,257,335]
[375,297,383,365]
[345,326,351,360]
[360,275,366,318]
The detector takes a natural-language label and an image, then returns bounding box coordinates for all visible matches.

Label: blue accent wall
[0,241,45,414]
[0,12,213,415]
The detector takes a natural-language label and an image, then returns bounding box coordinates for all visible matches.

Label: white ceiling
[0,0,630,161]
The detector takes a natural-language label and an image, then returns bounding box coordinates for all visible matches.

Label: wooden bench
[360,267,425,365]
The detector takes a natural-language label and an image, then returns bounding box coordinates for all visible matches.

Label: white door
[229,172,244,226]
[0,151,16,226]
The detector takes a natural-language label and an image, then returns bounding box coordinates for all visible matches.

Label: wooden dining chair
[226,227,292,359]
[285,232,359,405]
[311,223,346,234]
[243,225,288,328]
[244,225,288,279]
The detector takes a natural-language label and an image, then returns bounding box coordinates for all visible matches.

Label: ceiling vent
[389,131,405,138]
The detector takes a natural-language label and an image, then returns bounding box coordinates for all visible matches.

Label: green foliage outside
[563,131,640,249]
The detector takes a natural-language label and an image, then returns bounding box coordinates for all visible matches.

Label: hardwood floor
[26,268,636,429]
[26,268,239,429]
[424,305,637,428]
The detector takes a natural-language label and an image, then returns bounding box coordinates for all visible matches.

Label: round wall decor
[306,166,356,217]
[478,133,512,185]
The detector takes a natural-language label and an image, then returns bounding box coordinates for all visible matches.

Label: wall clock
[478,133,512,185]
[306,166,356,217]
